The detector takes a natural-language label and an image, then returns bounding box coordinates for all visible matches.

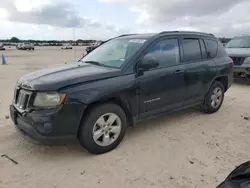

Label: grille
[14,88,31,110]
[230,57,246,66]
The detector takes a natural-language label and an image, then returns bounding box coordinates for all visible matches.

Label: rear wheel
[202,81,224,114]
[78,103,127,154]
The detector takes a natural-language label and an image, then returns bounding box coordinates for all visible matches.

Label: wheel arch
[79,96,134,132]
[208,76,228,93]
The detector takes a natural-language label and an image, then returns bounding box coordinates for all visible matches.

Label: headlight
[33,92,66,107]
[244,57,250,64]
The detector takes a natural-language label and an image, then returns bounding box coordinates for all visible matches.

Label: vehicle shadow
[125,107,203,139]
[18,107,203,160]
[233,77,250,85]
[16,139,90,159]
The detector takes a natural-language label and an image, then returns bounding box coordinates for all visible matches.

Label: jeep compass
[10,31,233,154]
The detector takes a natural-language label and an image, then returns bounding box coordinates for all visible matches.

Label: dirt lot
[0,47,250,188]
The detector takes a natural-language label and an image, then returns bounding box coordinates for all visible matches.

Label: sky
[0,0,250,40]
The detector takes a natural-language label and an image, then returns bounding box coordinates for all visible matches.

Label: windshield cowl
[82,60,117,68]
[226,46,250,48]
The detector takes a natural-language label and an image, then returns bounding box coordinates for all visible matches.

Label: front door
[136,37,186,119]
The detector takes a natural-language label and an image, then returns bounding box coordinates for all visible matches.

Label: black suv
[10,31,233,154]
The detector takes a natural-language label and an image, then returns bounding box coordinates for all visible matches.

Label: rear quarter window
[217,41,228,57]
[206,39,218,58]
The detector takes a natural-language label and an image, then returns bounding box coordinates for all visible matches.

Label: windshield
[80,38,146,68]
[226,36,250,48]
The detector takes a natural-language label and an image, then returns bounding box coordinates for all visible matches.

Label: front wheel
[202,81,224,114]
[78,103,128,154]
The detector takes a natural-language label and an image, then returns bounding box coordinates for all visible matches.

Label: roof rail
[117,34,136,37]
[159,31,179,35]
[159,31,214,36]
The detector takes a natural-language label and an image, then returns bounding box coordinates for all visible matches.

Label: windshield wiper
[82,61,105,67]
[81,60,119,69]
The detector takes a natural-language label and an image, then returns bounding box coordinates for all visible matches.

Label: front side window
[80,38,146,68]
[143,39,180,68]
[183,38,202,62]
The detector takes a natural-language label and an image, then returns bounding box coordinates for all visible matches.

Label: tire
[202,81,225,114]
[78,103,128,154]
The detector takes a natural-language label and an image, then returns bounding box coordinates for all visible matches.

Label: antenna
[73,28,76,60]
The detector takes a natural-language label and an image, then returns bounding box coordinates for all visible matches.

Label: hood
[225,48,250,57]
[17,62,121,91]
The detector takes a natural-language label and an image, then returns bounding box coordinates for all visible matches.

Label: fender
[61,73,138,119]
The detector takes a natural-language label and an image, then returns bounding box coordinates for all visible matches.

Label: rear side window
[206,39,218,58]
[183,38,202,62]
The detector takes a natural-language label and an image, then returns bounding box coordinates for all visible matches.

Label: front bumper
[10,103,86,145]
[234,65,250,75]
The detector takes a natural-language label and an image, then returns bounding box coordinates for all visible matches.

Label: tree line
[219,37,232,44]
[0,37,97,46]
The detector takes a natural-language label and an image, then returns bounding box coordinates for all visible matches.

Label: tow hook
[21,112,27,116]
[21,109,32,117]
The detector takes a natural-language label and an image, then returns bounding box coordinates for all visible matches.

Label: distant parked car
[225,35,250,78]
[16,43,23,50]
[61,43,73,50]
[17,43,34,50]
[0,43,5,50]
[86,41,105,54]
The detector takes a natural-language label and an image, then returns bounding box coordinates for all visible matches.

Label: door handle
[174,70,184,74]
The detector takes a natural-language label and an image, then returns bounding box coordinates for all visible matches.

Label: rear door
[180,36,214,105]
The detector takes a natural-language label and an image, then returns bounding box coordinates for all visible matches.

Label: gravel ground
[0,47,250,188]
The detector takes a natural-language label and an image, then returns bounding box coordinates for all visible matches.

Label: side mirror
[138,55,159,71]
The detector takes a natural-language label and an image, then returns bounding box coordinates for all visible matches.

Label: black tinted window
[206,39,218,58]
[145,39,180,68]
[200,39,207,59]
[183,39,202,62]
